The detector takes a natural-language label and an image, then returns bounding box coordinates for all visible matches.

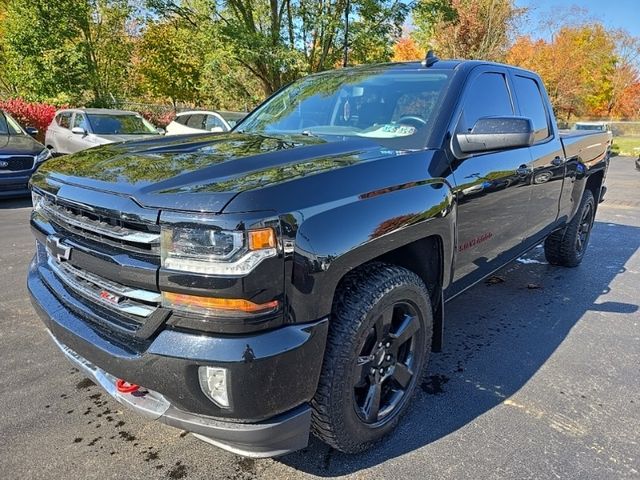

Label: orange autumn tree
[392,37,422,61]
[507,24,617,121]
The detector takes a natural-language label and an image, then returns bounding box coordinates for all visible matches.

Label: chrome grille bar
[41,199,160,245]
[48,258,159,318]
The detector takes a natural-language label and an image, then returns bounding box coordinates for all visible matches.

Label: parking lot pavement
[0,157,638,480]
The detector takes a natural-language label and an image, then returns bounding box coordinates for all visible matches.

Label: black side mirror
[25,127,39,137]
[456,116,535,154]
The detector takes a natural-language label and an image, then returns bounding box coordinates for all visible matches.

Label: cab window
[459,72,514,132]
[513,75,550,141]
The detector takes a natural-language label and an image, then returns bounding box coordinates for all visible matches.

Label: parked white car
[45,108,163,155]
[165,110,246,135]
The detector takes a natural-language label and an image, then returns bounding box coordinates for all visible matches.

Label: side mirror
[156,127,165,135]
[71,126,87,136]
[456,116,534,154]
[25,127,39,137]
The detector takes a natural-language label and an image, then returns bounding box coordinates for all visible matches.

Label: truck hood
[31,132,397,212]
[93,133,162,144]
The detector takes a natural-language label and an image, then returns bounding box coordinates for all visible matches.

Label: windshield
[238,69,451,149]
[0,112,24,135]
[87,114,157,135]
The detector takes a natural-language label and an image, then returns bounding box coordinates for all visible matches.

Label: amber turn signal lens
[248,228,276,251]
[163,291,279,314]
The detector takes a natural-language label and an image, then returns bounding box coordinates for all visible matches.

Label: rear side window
[57,113,72,129]
[176,115,190,125]
[186,114,205,129]
[459,72,513,132]
[513,75,550,141]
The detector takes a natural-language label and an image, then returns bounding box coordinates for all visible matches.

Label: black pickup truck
[28,58,610,457]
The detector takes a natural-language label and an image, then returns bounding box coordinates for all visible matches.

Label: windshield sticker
[343,100,351,122]
[357,124,417,139]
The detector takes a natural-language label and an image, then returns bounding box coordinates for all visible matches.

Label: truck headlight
[161,226,277,276]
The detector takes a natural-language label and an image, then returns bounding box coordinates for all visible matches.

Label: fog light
[198,366,229,408]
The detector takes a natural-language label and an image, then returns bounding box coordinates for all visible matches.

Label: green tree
[135,19,206,109]
[1,0,134,104]
[412,0,525,61]
[147,0,408,96]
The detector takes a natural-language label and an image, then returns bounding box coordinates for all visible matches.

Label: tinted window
[460,73,513,131]
[186,114,205,129]
[0,112,23,135]
[205,114,225,131]
[73,114,90,131]
[514,75,550,141]
[57,113,72,129]
[176,115,190,125]
[86,114,157,135]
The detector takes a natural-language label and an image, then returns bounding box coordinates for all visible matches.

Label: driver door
[67,113,91,153]
[446,67,533,295]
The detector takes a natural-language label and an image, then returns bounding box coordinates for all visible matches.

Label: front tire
[311,263,433,453]
[544,189,596,267]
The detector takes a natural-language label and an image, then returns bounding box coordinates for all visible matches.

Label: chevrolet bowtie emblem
[46,235,71,262]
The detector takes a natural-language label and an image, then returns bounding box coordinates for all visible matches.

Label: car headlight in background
[160,226,277,276]
[34,149,52,164]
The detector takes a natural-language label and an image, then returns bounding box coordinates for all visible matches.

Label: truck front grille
[48,257,160,319]
[40,195,160,254]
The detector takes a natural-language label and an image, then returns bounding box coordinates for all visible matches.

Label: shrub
[138,108,175,128]
[0,98,61,143]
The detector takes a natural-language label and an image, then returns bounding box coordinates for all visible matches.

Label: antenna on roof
[422,50,439,68]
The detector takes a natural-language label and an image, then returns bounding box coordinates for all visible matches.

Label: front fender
[284,180,455,324]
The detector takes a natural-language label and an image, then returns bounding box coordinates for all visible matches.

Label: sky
[515,0,640,38]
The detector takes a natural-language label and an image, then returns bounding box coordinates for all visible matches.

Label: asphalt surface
[0,157,638,480]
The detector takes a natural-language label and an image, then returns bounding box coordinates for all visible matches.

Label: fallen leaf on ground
[485,275,505,285]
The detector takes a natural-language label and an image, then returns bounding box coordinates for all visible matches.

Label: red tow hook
[116,379,140,394]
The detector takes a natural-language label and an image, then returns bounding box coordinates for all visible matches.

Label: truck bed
[559,130,611,167]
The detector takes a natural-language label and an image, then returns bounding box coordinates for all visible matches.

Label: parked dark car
[0,110,51,198]
[28,57,610,457]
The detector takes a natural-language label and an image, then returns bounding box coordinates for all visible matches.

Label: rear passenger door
[510,72,566,240]
[447,67,533,294]
[53,112,73,154]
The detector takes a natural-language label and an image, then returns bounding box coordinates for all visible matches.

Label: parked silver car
[45,108,162,155]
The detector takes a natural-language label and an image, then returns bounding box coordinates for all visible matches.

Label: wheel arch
[285,180,455,350]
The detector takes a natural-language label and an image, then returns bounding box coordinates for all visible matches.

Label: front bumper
[28,256,328,457]
[0,173,31,197]
[47,331,313,457]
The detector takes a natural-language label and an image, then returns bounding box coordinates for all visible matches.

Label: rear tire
[311,263,433,453]
[544,189,595,267]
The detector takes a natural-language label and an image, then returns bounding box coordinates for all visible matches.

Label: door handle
[516,165,532,175]
[551,156,565,166]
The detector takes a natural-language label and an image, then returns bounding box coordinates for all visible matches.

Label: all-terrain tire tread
[310,262,432,453]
